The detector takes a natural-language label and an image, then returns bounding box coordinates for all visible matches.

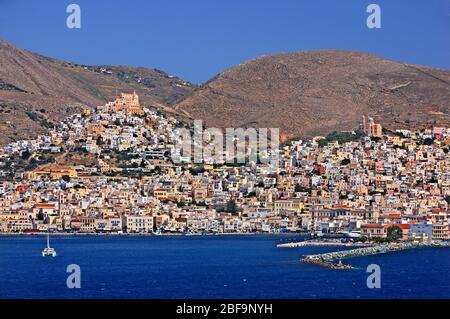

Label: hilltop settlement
[0,93,449,242]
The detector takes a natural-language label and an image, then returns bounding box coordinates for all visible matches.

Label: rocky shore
[301,241,450,269]
[277,239,372,248]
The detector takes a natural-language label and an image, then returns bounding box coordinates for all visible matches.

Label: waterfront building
[432,223,449,240]
[125,215,154,233]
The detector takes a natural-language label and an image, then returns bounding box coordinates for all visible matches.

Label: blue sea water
[0,235,449,299]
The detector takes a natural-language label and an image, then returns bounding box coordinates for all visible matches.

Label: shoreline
[0,232,306,237]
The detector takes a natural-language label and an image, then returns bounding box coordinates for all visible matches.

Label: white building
[125,215,153,233]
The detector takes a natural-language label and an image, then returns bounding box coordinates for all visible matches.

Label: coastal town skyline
[1,91,449,299]
[1,92,449,242]
[0,0,449,304]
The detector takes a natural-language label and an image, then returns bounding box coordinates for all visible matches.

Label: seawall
[300,241,450,269]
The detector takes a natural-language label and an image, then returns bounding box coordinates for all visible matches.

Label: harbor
[1,234,449,298]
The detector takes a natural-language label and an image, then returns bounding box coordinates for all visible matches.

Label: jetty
[277,240,371,248]
[300,241,450,269]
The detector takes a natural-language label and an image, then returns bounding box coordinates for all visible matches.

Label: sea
[0,234,449,299]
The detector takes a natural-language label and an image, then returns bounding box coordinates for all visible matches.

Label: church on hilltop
[98,91,144,116]
[362,115,383,138]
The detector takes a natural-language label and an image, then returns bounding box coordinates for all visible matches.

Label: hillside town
[0,93,449,242]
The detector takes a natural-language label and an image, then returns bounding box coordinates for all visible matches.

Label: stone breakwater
[301,241,450,269]
[277,240,372,248]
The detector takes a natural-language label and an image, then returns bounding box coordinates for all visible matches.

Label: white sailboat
[42,230,57,257]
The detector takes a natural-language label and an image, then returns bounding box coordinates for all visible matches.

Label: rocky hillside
[175,51,450,141]
[2,40,449,146]
[0,39,196,145]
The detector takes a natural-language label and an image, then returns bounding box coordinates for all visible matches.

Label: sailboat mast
[47,229,50,248]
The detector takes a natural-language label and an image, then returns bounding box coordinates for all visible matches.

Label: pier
[300,241,450,269]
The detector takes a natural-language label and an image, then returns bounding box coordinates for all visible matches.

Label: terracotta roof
[388,224,410,230]
[361,223,384,228]
[334,205,351,209]
[383,213,401,217]
[33,203,55,209]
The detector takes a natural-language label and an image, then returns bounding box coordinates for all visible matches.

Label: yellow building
[28,166,78,181]
[82,108,92,117]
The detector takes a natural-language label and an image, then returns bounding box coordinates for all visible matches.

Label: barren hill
[175,51,450,141]
[0,39,196,145]
[2,41,449,146]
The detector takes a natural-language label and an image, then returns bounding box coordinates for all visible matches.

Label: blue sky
[0,0,448,83]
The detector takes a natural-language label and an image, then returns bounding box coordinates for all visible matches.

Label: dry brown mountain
[0,39,196,145]
[2,41,449,147]
[175,51,450,142]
